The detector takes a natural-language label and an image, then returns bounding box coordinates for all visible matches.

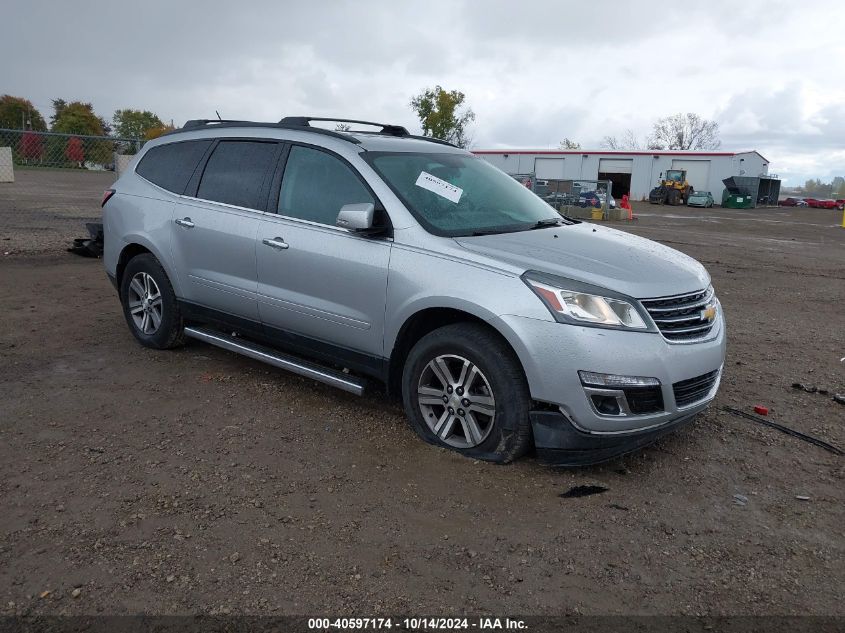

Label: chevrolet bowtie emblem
[701,305,717,322]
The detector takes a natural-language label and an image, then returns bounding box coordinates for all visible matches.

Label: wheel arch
[116,237,181,296]
[386,303,529,398]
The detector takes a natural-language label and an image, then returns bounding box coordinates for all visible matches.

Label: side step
[183,326,365,396]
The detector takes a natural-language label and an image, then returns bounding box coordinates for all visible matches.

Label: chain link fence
[0,129,144,255]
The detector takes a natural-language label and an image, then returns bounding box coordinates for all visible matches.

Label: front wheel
[401,323,532,464]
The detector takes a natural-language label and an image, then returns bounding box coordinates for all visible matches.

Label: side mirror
[336,203,375,232]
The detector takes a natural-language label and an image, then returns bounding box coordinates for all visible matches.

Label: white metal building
[473,149,770,202]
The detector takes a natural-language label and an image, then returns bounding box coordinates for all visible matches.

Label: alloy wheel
[127,272,163,335]
[417,354,496,448]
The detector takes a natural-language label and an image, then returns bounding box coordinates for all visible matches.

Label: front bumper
[531,409,698,466]
[494,312,726,438]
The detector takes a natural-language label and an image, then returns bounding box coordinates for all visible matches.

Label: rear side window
[279,145,374,225]
[197,141,278,210]
[136,140,212,194]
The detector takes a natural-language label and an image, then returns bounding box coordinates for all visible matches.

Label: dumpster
[722,191,753,209]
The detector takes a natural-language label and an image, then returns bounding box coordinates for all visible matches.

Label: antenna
[215,110,222,121]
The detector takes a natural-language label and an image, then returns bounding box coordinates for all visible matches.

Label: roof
[473,148,771,163]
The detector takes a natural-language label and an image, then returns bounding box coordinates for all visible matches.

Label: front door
[256,144,391,357]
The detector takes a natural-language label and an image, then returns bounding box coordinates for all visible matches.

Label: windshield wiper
[532,218,565,228]
[470,228,513,236]
[467,217,569,237]
[469,218,567,236]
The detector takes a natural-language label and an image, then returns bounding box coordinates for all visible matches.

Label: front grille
[673,370,719,407]
[641,287,717,342]
[623,386,664,414]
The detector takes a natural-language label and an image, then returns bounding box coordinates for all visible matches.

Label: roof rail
[182,119,252,129]
[279,116,410,137]
[165,119,360,143]
[166,117,458,148]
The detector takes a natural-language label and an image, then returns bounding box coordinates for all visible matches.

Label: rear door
[255,144,392,357]
[170,139,282,321]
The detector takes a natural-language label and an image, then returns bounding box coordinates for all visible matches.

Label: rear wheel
[401,323,532,464]
[120,253,185,349]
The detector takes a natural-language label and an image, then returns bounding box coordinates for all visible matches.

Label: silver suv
[103,117,725,465]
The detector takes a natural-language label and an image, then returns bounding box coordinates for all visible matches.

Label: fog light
[591,394,621,415]
[579,371,660,388]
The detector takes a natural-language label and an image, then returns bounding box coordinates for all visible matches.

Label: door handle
[175,217,195,228]
[262,237,290,250]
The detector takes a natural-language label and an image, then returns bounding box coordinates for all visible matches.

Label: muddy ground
[0,185,843,616]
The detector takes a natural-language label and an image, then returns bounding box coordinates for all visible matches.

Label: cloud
[2,0,844,184]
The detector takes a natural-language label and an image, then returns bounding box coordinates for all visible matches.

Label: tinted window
[279,146,374,225]
[197,141,278,209]
[136,140,212,194]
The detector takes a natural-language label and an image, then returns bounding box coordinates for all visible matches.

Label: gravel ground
[0,188,843,617]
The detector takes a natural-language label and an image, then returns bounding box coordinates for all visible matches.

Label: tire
[401,323,532,464]
[667,189,681,206]
[119,253,185,349]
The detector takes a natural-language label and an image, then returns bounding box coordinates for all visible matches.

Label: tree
[50,99,106,136]
[65,136,84,166]
[19,131,45,162]
[335,123,351,132]
[0,95,47,131]
[112,109,164,139]
[601,129,657,150]
[144,124,176,140]
[648,112,721,150]
[802,178,833,198]
[410,86,475,148]
[602,130,636,150]
[559,138,581,149]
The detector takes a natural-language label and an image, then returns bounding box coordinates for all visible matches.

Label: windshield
[690,191,710,197]
[367,152,564,236]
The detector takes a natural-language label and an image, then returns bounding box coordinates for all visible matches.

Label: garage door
[598,158,633,174]
[671,159,711,193]
[534,157,565,179]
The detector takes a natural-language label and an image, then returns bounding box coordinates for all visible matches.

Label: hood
[454,223,710,298]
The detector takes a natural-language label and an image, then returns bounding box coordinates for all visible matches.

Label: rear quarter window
[136,140,212,194]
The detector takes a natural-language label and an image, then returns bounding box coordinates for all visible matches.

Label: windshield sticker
[415,171,463,204]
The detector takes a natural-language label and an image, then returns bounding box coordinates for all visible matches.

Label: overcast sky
[4,0,844,185]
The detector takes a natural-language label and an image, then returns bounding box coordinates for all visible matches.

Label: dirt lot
[0,168,115,254]
[0,174,844,617]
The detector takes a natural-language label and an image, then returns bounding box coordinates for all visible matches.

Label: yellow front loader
[648,169,694,205]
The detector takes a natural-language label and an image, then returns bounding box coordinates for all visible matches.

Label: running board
[183,326,365,396]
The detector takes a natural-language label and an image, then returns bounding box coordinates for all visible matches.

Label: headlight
[523,272,649,330]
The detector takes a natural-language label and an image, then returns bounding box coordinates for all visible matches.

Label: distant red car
[803,198,818,207]
[809,199,838,209]
[779,197,807,207]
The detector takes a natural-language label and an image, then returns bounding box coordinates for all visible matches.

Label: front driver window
[279,146,375,225]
